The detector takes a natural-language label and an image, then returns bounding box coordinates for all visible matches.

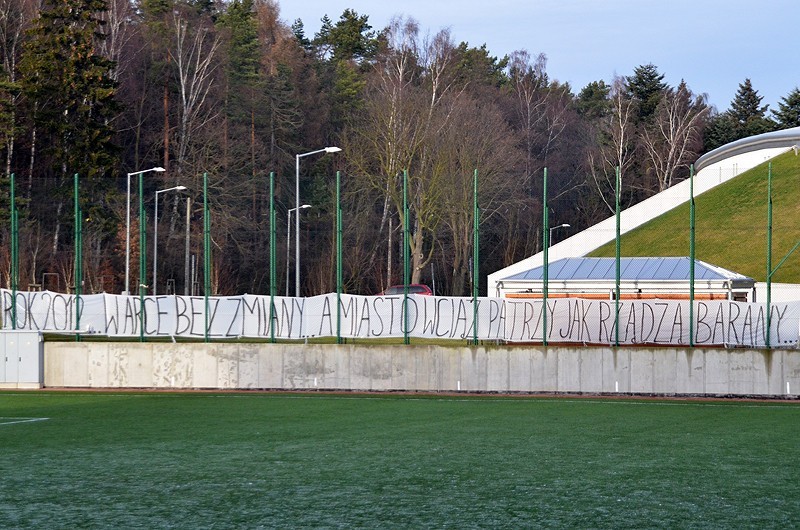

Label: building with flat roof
[496,257,755,302]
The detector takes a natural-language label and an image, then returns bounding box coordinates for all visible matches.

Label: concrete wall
[44,343,800,397]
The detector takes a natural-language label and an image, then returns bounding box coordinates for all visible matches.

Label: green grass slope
[590,150,800,282]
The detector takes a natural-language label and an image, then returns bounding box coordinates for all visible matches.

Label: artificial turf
[0,391,798,528]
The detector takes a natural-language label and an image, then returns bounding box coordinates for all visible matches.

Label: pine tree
[576,80,611,120]
[0,70,19,169]
[19,0,119,232]
[702,112,735,151]
[291,19,312,52]
[312,10,378,131]
[625,63,668,122]
[772,87,800,129]
[327,9,377,64]
[728,78,775,137]
[456,43,510,89]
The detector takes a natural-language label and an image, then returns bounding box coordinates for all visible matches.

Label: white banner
[1,289,798,347]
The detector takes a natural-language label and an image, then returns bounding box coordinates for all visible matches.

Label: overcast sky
[278,0,798,112]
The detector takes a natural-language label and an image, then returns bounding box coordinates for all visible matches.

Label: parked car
[379,284,433,296]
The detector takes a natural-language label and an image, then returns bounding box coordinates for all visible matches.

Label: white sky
[277,0,799,112]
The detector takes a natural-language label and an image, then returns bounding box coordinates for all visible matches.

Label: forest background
[0,0,798,298]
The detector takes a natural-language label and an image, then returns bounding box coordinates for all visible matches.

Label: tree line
[0,0,797,297]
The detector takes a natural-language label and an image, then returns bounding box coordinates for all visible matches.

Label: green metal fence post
[270,172,276,342]
[10,173,17,330]
[472,168,479,346]
[74,173,82,341]
[336,170,343,344]
[766,162,772,348]
[403,169,410,345]
[139,171,145,342]
[542,167,548,347]
[615,166,620,347]
[204,172,210,343]
[689,164,695,347]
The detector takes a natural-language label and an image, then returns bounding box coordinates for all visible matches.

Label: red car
[379,284,433,296]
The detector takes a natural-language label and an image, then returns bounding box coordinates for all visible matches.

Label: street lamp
[125,167,165,295]
[153,185,187,295]
[549,223,570,246]
[295,146,341,296]
[286,204,312,296]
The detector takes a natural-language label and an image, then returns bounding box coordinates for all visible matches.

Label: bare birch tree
[642,81,708,191]
[96,0,135,82]
[170,12,221,182]
[588,76,637,213]
[345,16,462,285]
[437,95,519,295]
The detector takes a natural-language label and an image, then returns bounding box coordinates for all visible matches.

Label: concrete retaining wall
[44,343,800,397]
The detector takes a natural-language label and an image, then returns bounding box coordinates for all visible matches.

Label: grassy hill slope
[590,150,800,282]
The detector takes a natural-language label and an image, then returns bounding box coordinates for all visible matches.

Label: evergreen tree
[265,63,302,154]
[702,112,736,151]
[576,80,611,120]
[729,78,775,137]
[772,87,800,129]
[0,71,14,224]
[311,10,378,132]
[19,0,119,230]
[291,19,312,52]
[219,0,260,85]
[218,0,261,124]
[455,42,509,89]
[625,63,667,122]
[0,70,19,168]
[327,9,377,65]
[218,0,263,177]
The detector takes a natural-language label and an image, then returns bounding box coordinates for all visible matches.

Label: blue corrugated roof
[503,257,751,282]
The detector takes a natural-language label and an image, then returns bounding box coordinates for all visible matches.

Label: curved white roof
[695,126,800,172]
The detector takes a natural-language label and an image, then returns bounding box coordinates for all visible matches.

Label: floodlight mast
[294,147,341,296]
[125,167,165,295]
[153,185,188,296]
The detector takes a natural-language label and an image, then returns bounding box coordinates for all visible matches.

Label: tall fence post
[74,173,82,342]
[766,162,772,348]
[336,170,342,344]
[614,166,620,347]
[542,167,548,347]
[403,169,410,345]
[472,168,479,346]
[138,171,146,342]
[204,172,210,343]
[689,164,695,347]
[269,171,276,343]
[10,173,17,330]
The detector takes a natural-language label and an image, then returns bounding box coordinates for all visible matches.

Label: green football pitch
[1,391,798,528]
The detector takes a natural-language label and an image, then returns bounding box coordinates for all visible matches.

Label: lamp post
[125,167,165,295]
[286,204,311,296]
[153,185,187,295]
[549,223,570,246]
[295,147,341,296]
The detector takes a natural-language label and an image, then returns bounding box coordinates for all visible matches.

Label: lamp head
[300,204,312,209]
[175,185,187,191]
[154,167,166,172]
[324,147,342,154]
